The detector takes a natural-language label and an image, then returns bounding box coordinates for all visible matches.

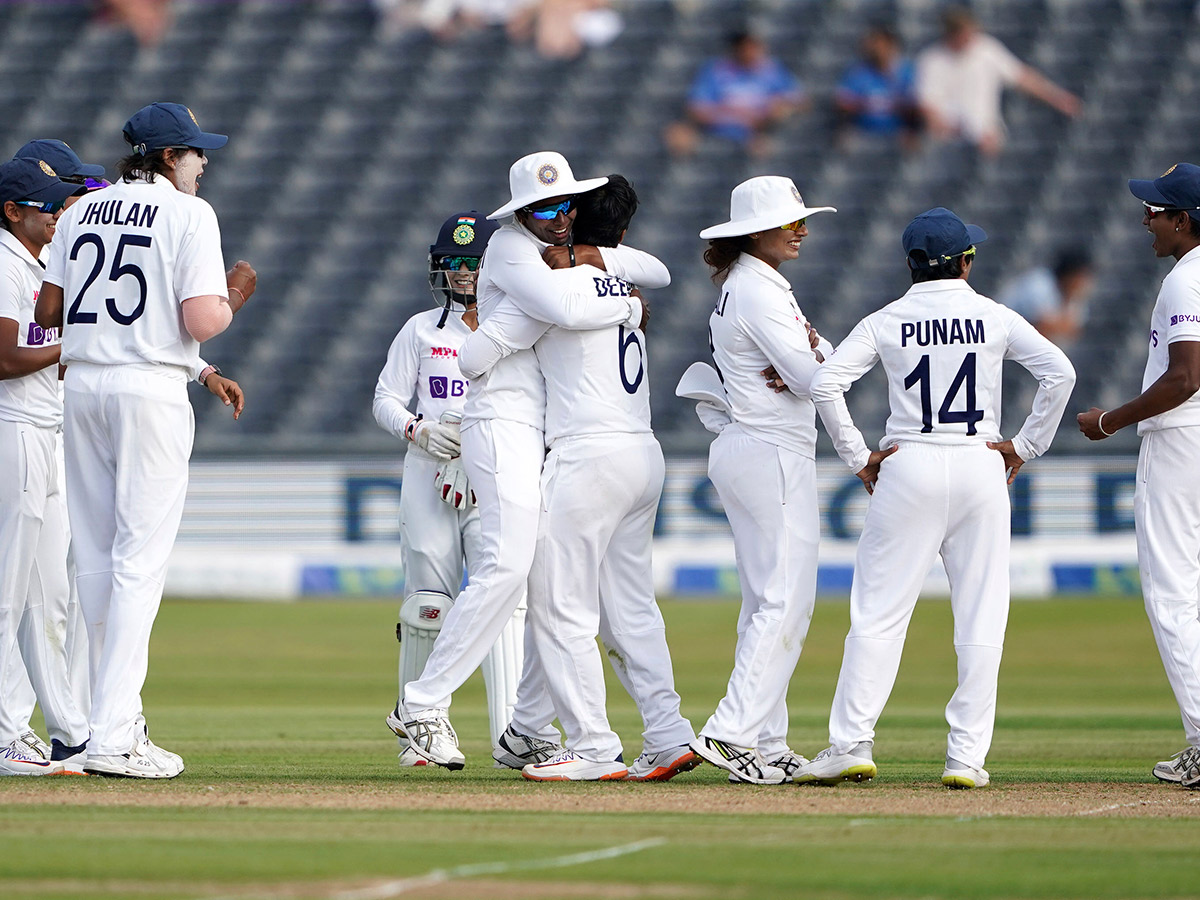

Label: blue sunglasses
[15,199,65,214]
[525,198,573,220]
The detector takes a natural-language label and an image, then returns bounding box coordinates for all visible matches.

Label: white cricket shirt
[707,254,824,458]
[810,279,1076,472]
[1139,245,1200,433]
[44,174,228,375]
[0,229,60,427]
[374,306,473,459]
[916,33,1023,141]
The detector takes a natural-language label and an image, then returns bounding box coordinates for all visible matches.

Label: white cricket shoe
[690,736,790,784]
[397,744,429,767]
[392,702,465,770]
[521,749,628,782]
[16,730,51,760]
[0,740,62,776]
[942,760,990,789]
[1153,748,1194,784]
[1179,747,1200,789]
[492,725,563,770]
[794,742,877,785]
[627,744,701,782]
[51,740,90,776]
[85,737,181,779]
[134,716,184,773]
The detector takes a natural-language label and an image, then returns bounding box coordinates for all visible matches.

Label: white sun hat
[487,151,609,220]
[699,175,836,239]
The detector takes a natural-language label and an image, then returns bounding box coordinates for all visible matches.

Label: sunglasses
[1143,201,1200,218]
[780,218,807,231]
[439,256,481,271]
[525,198,573,220]
[83,176,111,191]
[14,199,65,214]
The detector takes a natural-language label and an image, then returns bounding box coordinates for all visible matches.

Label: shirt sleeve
[372,319,421,439]
[489,244,640,330]
[737,285,823,400]
[597,245,671,289]
[688,63,720,105]
[0,269,21,323]
[175,200,229,302]
[1001,310,1077,461]
[986,35,1025,86]
[1160,269,1200,343]
[458,299,549,379]
[770,60,803,99]
[810,318,881,473]
[43,220,67,288]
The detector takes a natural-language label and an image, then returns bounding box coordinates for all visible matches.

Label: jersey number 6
[618,325,644,394]
[67,232,152,326]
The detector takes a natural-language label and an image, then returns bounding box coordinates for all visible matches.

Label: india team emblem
[537,163,559,186]
[38,159,55,177]
[453,217,476,245]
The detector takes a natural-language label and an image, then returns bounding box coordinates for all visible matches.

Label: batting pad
[480,599,526,748]
[398,590,453,696]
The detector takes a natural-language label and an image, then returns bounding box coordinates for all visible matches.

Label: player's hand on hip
[1076,407,1112,441]
[761,365,789,393]
[205,374,245,420]
[226,260,257,311]
[434,458,475,509]
[986,439,1026,484]
[856,444,898,494]
[407,416,461,461]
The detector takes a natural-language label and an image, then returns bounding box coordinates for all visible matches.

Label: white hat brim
[488,175,610,220]
[699,203,836,240]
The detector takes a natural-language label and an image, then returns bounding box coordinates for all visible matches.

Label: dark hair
[704,236,754,284]
[572,174,638,248]
[1052,247,1093,280]
[117,148,179,183]
[1181,210,1200,240]
[909,249,969,283]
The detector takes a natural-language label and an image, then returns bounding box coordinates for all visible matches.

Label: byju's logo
[430,376,448,398]
[1171,314,1200,326]
[26,322,58,346]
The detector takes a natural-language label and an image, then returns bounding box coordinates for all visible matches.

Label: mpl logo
[430,347,457,358]
[419,606,441,621]
[1171,314,1200,326]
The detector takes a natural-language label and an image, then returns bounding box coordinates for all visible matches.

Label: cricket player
[392,151,660,770]
[683,176,837,785]
[34,102,257,778]
[0,157,89,776]
[458,175,695,782]
[375,209,533,766]
[800,208,1075,789]
[1077,164,1200,789]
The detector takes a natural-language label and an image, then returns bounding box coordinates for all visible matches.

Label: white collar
[1174,244,1200,268]
[511,219,550,251]
[733,253,793,292]
[0,227,45,270]
[903,278,978,297]
[129,173,180,192]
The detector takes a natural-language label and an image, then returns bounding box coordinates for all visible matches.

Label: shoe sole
[626,751,701,782]
[690,740,786,785]
[385,710,406,739]
[795,763,877,786]
[521,769,628,782]
[942,775,985,789]
[83,766,177,779]
[1153,768,1183,784]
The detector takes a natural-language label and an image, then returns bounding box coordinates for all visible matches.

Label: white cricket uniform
[401,221,645,745]
[810,278,1075,769]
[458,246,689,763]
[44,174,228,757]
[0,229,89,749]
[374,305,527,746]
[701,253,827,756]
[1132,245,1200,747]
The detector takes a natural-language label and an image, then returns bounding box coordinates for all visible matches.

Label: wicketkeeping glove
[405,415,461,461]
[434,457,476,509]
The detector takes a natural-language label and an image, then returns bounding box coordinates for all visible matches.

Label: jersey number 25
[66,232,151,326]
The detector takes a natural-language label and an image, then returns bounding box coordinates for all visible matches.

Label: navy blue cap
[122,102,228,155]
[430,211,499,258]
[13,139,105,178]
[1128,163,1200,210]
[902,207,987,269]
[0,157,77,206]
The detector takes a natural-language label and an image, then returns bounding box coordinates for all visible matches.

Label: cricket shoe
[16,730,51,760]
[794,742,877,785]
[51,739,90,776]
[1152,747,1195,784]
[85,738,181,779]
[392,702,465,770]
[0,740,62,776]
[690,736,789,785]
[135,716,184,773]
[521,749,628,782]
[627,744,701,782]
[493,725,562,770]
[942,760,989,789]
[729,749,811,783]
[1179,747,1200,789]
[397,743,429,767]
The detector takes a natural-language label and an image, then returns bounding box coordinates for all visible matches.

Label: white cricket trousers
[530,433,693,763]
[828,442,1010,770]
[403,419,558,741]
[63,363,193,757]
[701,426,818,755]
[0,419,89,746]
[1135,426,1200,747]
[398,449,528,746]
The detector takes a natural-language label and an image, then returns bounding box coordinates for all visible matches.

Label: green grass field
[3,596,1199,900]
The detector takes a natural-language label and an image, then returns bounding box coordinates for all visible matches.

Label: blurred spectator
[834,23,919,149]
[916,5,1081,157]
[96,0,171,47]
[373,0,531,42]
[664,30,807,159]
[997,248,1095,347]
[508,0,623,60]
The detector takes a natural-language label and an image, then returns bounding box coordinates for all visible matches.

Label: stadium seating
[4,0,1197,455]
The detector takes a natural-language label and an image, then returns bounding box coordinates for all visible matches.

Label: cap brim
[25,179,78,204]
[965,223,987,245]
[73,162,107,177]
[699,204,836,240]
[487,175,610,220]
[1129,178,1170,205]
[190,132,228,150]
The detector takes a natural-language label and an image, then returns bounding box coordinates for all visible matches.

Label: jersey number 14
[66,232,152,326]
[903,352,984,435]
